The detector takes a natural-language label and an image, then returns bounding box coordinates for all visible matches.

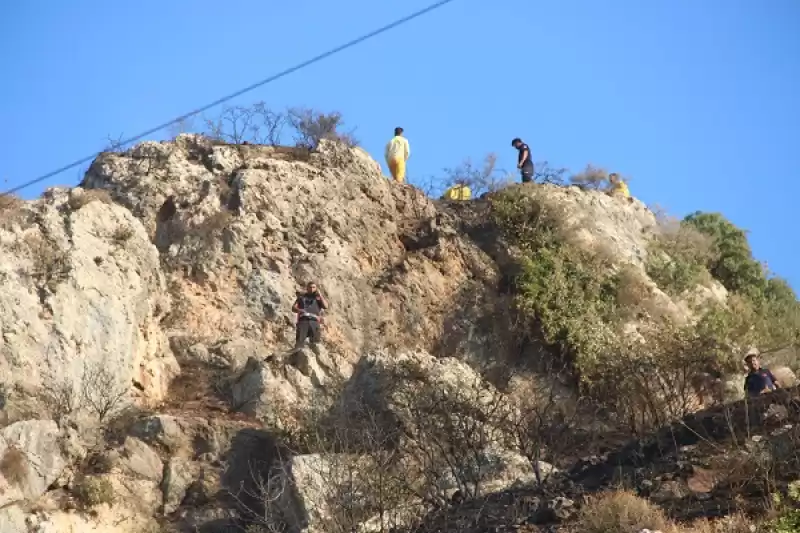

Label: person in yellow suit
[385,127,410,183]
[608,173,632,202]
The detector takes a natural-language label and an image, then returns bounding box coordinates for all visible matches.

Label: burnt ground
[408,386,800,533]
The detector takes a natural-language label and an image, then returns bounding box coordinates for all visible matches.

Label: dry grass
[68,189,114,210]
[25,234,71,290]
[0,193,23,212]
[683,513,756,533]
[0,193,25,230]
[577,490,673,533]
[0,446,28,486]
[111,225,135,245]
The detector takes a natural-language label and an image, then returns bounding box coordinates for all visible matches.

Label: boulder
[115,437,163,482]
[163,457,200,514]
[0,420,66,507]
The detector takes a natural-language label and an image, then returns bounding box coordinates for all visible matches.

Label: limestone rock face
[82,137,496,361]
[0,188,178,410]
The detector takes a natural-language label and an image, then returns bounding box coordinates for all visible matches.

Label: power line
[3,0,457,197]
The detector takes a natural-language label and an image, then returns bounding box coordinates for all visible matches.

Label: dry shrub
[570,164,610,190]
[80,360,128,423]
[68,189,114,210]
[0,193,25,230]
[0,193,23,212]
[73,475,115,507]
[0,446,28,486]
[684,513,755,533]
[111,225,135,245]
[25,234,71,291]
[588,319,721,434]
[647,214,717,296]
[41,379,79,420]
[614,265,657,319]
[233,402,413,533]
[287,107,357,151]
[442,153,513,197]
[578,490,673,533]
[204,102,286,145]
[534,160,569,185]
[507,370,589,481]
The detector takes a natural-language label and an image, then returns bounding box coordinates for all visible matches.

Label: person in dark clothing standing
[291,282,328,350]
[511,138,535,183]
[743,353,780,397]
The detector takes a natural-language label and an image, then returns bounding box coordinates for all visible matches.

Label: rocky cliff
[0,136,796,532]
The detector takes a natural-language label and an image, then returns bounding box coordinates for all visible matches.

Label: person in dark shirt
[511,138,535,184]
[743,353,780,397]
[291,281,328,350]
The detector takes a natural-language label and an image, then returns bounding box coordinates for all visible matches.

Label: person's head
[394,127,404,137]
[306,281,318,294]
[608,172,619,184]
[745,353,761,372]
[511,138,522,149]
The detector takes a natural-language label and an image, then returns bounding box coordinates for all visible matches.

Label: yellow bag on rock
[442,184,472,201]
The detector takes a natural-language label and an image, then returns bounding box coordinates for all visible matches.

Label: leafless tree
[534,160,568,185]
[80,360,128,423]
[442,153,514,197]
[505,368,586,485]
[391,371,515,507]
[229,403,413,533]
[204,102,287,145]
[103,133,127,153]
[41,379,79,421]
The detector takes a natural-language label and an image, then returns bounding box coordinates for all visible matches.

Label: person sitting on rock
[291,282,328,351]
[607,173,632,202]
[744,353,780,397]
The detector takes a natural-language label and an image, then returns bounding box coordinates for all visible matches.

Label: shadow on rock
[220,427,284,522]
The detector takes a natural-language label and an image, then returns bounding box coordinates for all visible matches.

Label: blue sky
[1,0,798,289]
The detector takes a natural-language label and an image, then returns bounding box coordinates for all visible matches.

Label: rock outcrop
[0,420,65,507]
[0,135,793,533]
[0,188,178,417]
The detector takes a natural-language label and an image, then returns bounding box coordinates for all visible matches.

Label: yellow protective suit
[442,184,472,201]
[385,135,410,183]
[611,180,631,199]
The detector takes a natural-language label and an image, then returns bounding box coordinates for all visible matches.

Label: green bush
[490,190,628,373]
[73,475,115,507]
[682,211,766,296]
[650,211,800,353]
[770,511,800,533]
[646,222,714,297]
[492,190,798,423]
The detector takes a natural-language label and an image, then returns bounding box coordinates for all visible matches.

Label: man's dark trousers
[295,319,321,348]
[521,164,534,183]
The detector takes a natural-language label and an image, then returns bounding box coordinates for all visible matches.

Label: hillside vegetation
[0,104,798,533]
